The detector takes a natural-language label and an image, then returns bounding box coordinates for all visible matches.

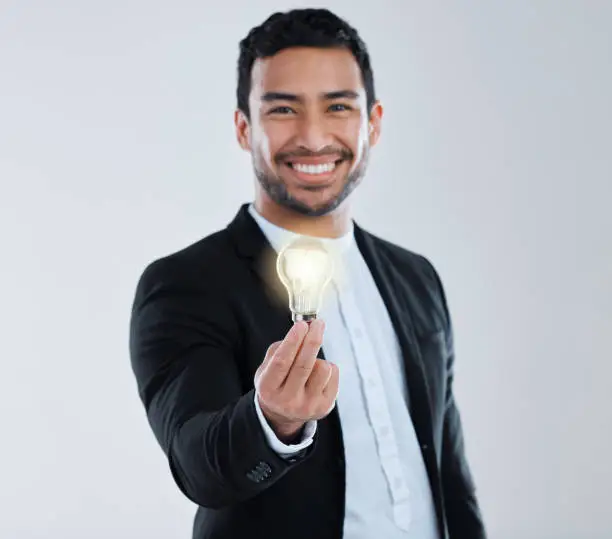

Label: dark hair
[237,8,376,119]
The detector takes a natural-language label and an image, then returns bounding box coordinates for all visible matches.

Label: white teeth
[292,162,336,174]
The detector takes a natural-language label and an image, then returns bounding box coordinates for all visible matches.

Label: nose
[294,113,333,153]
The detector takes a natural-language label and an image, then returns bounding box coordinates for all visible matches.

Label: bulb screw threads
[292,312,317,323]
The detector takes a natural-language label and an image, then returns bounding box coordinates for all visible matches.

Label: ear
[368,101,383,147]
[234,109,251,151]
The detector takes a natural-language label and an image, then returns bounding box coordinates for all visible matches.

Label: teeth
[292,162,336,175]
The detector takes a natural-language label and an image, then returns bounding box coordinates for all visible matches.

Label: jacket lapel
[353,224,436,442]
[226,203,294,331]
[354,223,446,531]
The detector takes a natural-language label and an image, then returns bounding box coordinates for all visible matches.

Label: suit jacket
[129,203,487,539]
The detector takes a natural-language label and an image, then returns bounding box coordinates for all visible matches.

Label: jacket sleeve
[129,257,314,509]
[428,261,488,538]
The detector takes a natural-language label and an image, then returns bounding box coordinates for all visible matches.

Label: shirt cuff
[254,392,317,457]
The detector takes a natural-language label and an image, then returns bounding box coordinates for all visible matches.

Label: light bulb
[276,235,334,322]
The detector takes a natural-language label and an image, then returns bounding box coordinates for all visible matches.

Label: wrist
[257,397,305,443]
[275,422,306,444]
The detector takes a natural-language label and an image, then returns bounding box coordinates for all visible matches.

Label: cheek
[346,122,369,164]
[249,126,274,172]
[257,122,292,168]
[337,116,368,152]
[259,133,272,167]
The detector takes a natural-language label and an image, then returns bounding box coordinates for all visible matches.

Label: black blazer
[129,203,486,539]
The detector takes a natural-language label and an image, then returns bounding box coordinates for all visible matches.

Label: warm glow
[276,237,334,320]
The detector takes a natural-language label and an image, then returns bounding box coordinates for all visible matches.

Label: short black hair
[237,8,376,119]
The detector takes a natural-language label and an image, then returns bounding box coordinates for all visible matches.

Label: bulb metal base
[292,312,317,323]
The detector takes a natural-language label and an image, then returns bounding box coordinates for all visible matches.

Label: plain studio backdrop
[1,1,610,538]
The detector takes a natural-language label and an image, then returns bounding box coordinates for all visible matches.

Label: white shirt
[249,204,439,539]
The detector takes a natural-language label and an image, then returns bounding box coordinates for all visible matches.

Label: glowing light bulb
[276,236,334,322]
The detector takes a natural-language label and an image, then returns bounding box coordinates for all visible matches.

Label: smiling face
[236,46,382,218]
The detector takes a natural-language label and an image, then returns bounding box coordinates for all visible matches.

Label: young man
[129,8,486,539]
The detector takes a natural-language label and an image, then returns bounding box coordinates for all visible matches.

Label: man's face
[236,47,382,217]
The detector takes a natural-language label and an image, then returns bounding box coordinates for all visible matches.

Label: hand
[254,319,339,443]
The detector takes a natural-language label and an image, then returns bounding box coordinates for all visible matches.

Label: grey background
[1,1,610,538]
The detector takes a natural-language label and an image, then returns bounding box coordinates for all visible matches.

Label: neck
[254,195,352,239]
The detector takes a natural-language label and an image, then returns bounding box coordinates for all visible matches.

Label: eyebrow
[261,90,360,102]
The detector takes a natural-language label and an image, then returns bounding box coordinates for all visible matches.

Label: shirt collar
[247,203,355,256]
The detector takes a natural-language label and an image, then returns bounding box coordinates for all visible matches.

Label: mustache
[275,147,353,163]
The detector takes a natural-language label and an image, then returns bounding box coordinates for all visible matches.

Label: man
[129,8,486,539]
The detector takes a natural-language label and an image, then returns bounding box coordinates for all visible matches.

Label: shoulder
[134,227,237,298]
[360,227,441,287]
[367,230,435,275]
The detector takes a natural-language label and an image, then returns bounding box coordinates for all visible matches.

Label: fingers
[256,319,339,425]
[254,341,282,388]
[261,341,282,371]
[322,362,339,399]
[283,319,325,394]
[305,358,334,394]
[260,321,308,389]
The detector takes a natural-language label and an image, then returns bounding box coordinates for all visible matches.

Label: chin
[284,190,345,217]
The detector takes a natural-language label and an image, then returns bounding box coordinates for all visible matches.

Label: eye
[328,103,352,112]
[268,106,295,115]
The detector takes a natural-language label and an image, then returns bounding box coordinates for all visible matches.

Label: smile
[285,159,344,176]
[291,162,336,175]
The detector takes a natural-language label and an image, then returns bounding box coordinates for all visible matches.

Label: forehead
[250,47,365,98]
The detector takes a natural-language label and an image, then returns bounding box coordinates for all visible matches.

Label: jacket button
[246,471,259,483]
[246,461,273,483]
[258,461,272,473]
